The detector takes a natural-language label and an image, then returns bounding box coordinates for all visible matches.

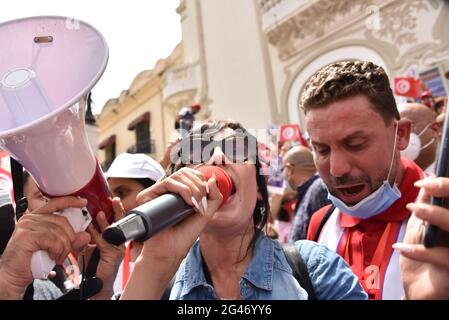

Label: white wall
[185,0,273,130]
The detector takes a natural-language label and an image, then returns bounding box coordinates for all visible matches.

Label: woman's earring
[257,205,266,229]
[259,206,266,217]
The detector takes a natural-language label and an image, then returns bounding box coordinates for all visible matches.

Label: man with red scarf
[303,60,424,299]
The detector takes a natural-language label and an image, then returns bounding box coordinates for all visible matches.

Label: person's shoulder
[308,175,324,189]
[304,177,328,201]
[294,240,340,286]
[306,204,332,240]
[295,240,335,267]
[295,240,368,300]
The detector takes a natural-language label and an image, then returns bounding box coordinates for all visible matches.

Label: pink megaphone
[0,16,112,278]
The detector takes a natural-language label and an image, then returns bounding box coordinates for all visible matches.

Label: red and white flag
[393,77,421,98]
[279,124,309,147]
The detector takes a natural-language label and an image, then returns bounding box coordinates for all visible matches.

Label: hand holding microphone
[118,166,229,300]
[103,166,233,246]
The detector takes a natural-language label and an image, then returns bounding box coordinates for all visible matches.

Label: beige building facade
[171,0,449,131]
[97,44,183,168]
[261,0,449,130]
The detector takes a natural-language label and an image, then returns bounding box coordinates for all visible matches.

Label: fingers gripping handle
[30,207,92,279]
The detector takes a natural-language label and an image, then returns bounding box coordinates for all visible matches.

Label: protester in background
[279,141,293,158]
[436,111,446,129]
[303,60,424,299]
[23,171,47,212]
[159,137,181,170]
[398,103,441,174]
[121,120,367,300]
[434,96,446,115]
[421,91,436,111]
[270,195,296,243]
[104,153,165,295]
[281,146,331,242]
[175,103,201,134]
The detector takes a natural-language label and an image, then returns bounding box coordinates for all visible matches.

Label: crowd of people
[1,60,449,300]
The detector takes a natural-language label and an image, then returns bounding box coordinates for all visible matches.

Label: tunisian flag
[279,124,309,147]
[393,77,421,98]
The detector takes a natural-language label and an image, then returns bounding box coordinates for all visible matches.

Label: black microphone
[102,166,233,246]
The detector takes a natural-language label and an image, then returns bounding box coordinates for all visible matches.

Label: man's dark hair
[300,60,400,124]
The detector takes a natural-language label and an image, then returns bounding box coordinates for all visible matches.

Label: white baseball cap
[104,153,165,182]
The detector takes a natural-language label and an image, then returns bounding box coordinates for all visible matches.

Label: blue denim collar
[178,232,275,297]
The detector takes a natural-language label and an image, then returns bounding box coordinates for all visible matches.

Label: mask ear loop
[417,122,433,137]
[417,122,435,150]
[420,137,435,150]
[386,122,399,182]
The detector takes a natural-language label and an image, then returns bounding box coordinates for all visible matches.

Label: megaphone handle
[30,207,92,279]
[31,250,56,279]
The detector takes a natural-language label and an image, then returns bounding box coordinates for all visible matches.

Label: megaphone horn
[0,16,111,279]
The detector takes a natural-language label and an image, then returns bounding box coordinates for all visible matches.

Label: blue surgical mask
[327,123,402,219]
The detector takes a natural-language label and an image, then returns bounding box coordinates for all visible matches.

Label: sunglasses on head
[179,133,258,164]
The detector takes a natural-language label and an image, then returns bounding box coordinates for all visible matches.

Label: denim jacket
[169,233,367,300]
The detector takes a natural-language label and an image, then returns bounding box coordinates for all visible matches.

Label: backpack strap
[313,204,335,243]
[282,243,317,300]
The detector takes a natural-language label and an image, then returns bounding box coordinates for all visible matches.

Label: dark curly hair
[300,60,399,124]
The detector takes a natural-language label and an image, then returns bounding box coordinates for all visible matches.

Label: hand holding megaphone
[30,203,92,279]
[0,16,113,280]
[0,197,92,294]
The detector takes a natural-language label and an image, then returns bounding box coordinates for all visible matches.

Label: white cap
[104,153,165,182]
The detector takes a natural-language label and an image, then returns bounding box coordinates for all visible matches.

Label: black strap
[10,157,28,220]
[313,205,335,242]
[282,243,317,300]
[56,277,103,300]
[85,247,101,279]
[56,248,103,300]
